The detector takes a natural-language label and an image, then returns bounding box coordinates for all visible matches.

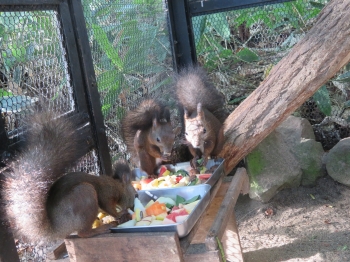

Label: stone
[295,138,325,186]
[246,115,325,202]
[325,138,350,186]
[246,131,302,202]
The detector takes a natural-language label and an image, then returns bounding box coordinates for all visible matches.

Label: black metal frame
[0,1,111,259]
[167,0,293,70]
[0,0,112,175]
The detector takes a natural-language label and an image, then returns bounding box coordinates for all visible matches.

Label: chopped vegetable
[156,197,176,206]
[183,200,200,213]
[145,202,167,216]
[117,219,136,228]
[182,195,201,205]
[198,174,211,180]
[175,195,186,206]
[158,165,168,176]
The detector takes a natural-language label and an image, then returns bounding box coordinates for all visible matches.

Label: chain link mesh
[81,0,175,163]
[191,0,349,150]
[0,8,99,175]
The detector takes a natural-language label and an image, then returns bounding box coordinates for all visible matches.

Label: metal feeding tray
[131,158,225,187]
[110,184,211,237]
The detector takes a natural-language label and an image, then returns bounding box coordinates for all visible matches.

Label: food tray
[132,158,225,187]
[110,184,211,237]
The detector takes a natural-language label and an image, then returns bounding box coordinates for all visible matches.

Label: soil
[235,175,350,262]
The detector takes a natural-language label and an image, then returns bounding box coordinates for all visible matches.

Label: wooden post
[220,0,350,173]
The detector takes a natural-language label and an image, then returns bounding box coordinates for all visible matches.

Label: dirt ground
[235,175,350,262]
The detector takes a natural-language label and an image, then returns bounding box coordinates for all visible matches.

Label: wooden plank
[205,168,249,251]
[220,0,350,174]
[47,241,67,260]
[184,249,222,262]
[179,176,223,252]
[222,212,244,262]
[65,232,183,262]
[192,178,231,244]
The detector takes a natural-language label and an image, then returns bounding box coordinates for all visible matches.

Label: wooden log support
[220,0,350,173]
[205,168,248,251]
[65,232,184,262]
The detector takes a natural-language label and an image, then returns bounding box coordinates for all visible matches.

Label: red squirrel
[175,65,228,169]
[2,112,136,243]
[122,99,175,178]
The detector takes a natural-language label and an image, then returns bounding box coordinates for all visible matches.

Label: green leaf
[312,85,332,116]
[309,1,325,9]
[193,15,207,47]
[91,23,124,71]
[188,176,199,186]
[175,169,189,177]
[208,13,230,40]
[228,95,248,105]
[0,89,12,97]
[235,48,259,63]
[175,195,186,206]
[334,71,350,83]
[344,100,350,109]
[182,195,201,205]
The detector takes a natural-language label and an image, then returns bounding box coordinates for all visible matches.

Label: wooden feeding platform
[65,167,249,262]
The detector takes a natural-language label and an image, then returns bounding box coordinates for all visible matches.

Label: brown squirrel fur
[2,112,135,243]
[175,65,228,168]
[122,99,175,178]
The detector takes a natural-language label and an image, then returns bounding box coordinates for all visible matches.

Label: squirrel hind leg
[50,183,99,238]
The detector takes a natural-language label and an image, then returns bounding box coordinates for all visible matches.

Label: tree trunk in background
[220,0,350,174]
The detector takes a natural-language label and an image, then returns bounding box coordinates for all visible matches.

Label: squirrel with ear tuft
[174,65,228,169]
[2,112,136,243]
[121,99,175,178]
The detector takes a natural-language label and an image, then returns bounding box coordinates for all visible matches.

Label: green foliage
[82,0,171,118]
[193,0,326,69]
[0,89,12,97]
[312,85,332,116]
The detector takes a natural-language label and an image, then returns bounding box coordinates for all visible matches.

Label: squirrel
[122,99,175,178]
[2,112,136,244]
[174,65,228,169]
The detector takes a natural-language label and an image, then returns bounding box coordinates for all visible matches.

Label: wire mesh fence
[191,0,350,150]
[81,0,175,163]
[0,7,99,175]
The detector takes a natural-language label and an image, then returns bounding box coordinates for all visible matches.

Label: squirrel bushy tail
[3,112,89,242]
[175,65,228,123]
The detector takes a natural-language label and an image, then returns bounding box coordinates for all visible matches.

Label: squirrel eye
[185,132,188,136]
[203,128,207,134]
[156,137,160,142]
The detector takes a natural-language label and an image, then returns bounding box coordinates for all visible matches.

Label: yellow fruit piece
[92,219,102,229]
[97,212,107,220]
[162,170,171,176]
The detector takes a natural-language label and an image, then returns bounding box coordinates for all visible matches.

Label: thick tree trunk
[220,0,350,173]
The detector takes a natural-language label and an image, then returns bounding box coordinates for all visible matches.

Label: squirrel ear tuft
[152,117,158,128]
[163,107,171,122]
[184,108,190,119]
[197,103,204,118]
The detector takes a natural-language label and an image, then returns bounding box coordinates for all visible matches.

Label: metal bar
[58,2,89,113]
[0,200,20,262]
[167,0,197,71]
[0,0,61,5]
[67,0,113,176]
[189,0,294,16]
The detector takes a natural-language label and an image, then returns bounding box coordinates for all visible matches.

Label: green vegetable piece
[165,203,174,209]
[175,169,189,176]
[197,158,204,165]
[183,195,201,205]
[175,195,186,206]
[188,176,199,186]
